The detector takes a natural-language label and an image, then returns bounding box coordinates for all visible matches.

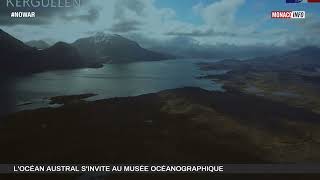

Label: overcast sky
[0,0,320,48]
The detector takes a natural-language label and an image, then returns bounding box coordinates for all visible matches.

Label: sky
[0,0,320,49]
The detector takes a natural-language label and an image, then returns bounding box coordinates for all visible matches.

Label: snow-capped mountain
[72,32,173,63]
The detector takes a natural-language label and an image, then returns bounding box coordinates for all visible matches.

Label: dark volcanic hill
[1,29,38,75]
[0,29,33,55]
[0,29,97,76]
[72,32,173,63]
[25,40,50,49]
[37,42,88,70]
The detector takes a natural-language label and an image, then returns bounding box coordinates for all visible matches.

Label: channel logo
[286,0,307,3]
[271,11,305,19]
[286,0,320,3]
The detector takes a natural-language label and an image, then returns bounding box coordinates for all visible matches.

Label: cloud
[114,0,146,20]
[308,21,320,33]
[110,0,178,35]
[109,20,142,33]
[0,0,318,50]
[268,13,320,48]
[61,7,101,23]
[165,29,238,37]
[193,0,245,30]
[300,15,320,34]
[107,0,148,33]
[284,19,320,48]
[162,0,248,41]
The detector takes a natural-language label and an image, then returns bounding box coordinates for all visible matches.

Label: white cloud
[0,0,249,44]
[193,0,245,31]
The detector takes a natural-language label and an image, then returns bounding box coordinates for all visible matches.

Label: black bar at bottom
[0,164,320,174]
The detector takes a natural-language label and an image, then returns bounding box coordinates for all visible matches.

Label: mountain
[140,36,286,59]
[0,29,33,54]
[277,46,320,69]
[72,32,173,63]
[248,46,320,72]
[37,42,89,70]
[0,29,97,76]
[0,29,38,75]
[25,40,50,49]
[202,46,320,73]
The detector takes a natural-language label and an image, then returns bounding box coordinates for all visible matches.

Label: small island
[49,93,97,105]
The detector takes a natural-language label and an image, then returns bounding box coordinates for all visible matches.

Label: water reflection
[1,59,223,116]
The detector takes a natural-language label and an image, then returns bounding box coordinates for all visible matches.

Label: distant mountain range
[0,29,173,76]
[72,32,174,63]
[201,46,320,73]
[2,28,319,76]
[25,40,50,50]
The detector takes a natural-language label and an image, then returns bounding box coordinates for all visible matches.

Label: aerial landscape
[1,0,320,179]
[2,28,320,163]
